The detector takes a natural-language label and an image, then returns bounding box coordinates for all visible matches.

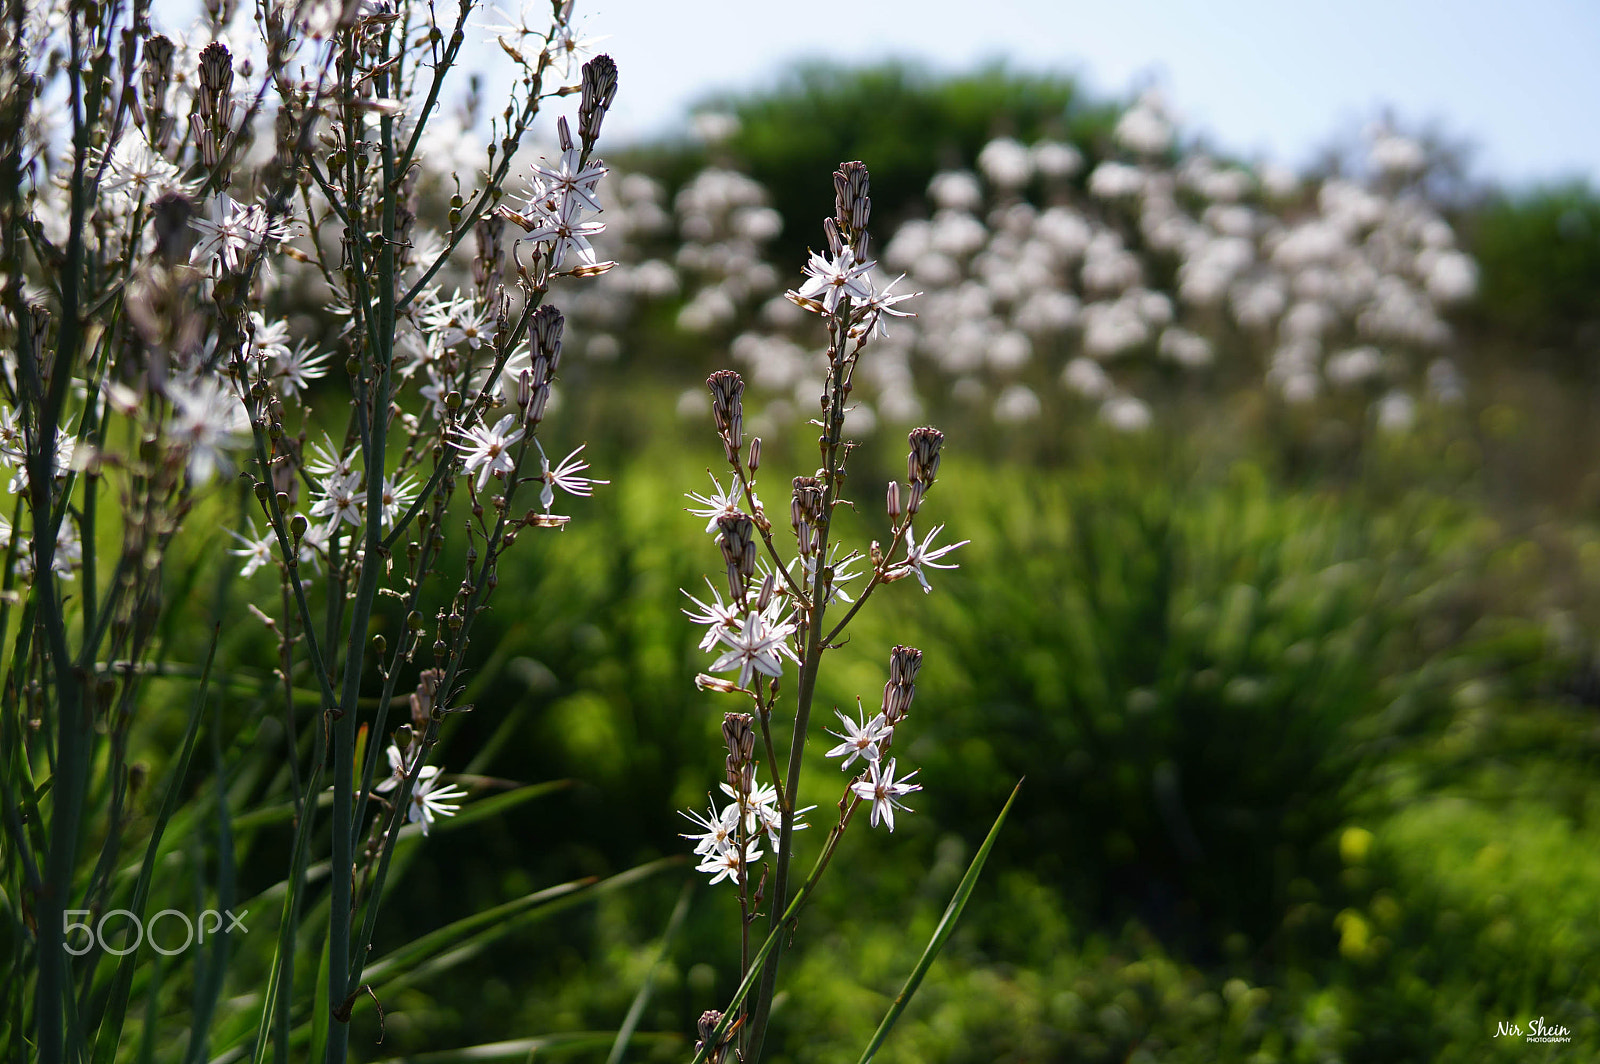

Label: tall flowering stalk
[0,1,621,1061]
[681,162,976,1063]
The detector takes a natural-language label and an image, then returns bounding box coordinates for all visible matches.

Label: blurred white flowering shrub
[514,87,1480,438]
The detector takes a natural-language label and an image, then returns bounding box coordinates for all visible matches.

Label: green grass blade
[604,880,693,1064]
[854,779,1022,1064]
[367,1031,679,1063]
[89,627,221,1064]
[308,931,331,1064]
[185,708,238,1064]
[364,857,678,991]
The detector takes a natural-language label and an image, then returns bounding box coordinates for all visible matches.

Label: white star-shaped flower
[898,523,970,594]
[708,609,799,690]
[850,757,922,832]
[793,245,875,313]
[825,705,893,771]
[454,414,524,492]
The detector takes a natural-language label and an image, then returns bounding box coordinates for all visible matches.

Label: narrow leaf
[89,627,221,1064]
[605,880,693,1064]
[854,780,1022,1064]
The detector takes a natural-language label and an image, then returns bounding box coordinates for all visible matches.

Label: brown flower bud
[142,34,177,148]
[747,436,761,473]
[530,303,564,364]
[410,668,443,731]
[716,512,756,596]
[707,370,744,462]
[196,41,235,134]
[722,712,756,764]
[790,475,824,556]
[906,426,944,514]
[882,644,922,724]
[886,480,902,523]
[578,54,618,149]
[473,215,504,295]
[833,160,871,245]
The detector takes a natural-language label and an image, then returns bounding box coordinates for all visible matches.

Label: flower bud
[906,426,944,514]
[790,476,824,556]
[833,160,871,245]
[578,54,618,149]
[515,367,534,411]
[747,436,761,473]
[882,644,922,724]
[696,1011,724,1058]
[142,34,177,148]
[886,480,902,523]
[530,304,564,371]
[706,370,744,462]
[716,512,756,596]
[722,712,756,792]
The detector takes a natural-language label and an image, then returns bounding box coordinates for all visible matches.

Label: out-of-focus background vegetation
[140,60,1600,1062]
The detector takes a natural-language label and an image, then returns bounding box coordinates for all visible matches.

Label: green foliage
[391,416,1599,1060]
[705,62,1118,264]
[1470,182,1600,355]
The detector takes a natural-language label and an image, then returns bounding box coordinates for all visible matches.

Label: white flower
[682,581,745,652]
[897,523,969,594]
[793,245,875,314]
[102,130,194,211]
[685,473,743,534]
[304,435,355,480]
[228,525,275,577]
[168,376,248,483]
[375,743,468,836]
[537,442,606,513]
[529,148,607,214]
[544,20,610,80]
[680,802,741,858]
[270,340,332,395]
[309,469,364,531]
[380,474,418,528]
[190,194,291,272]
[850,757,922,832]
[523,193,606,270]
[719,779,812,851]
[695,846,758,886]
[454,414,524,491]
[825,705,892,771]
[853,272,919,338]
[419,368,450,419]
[420,289,493,349]
[708,609,800,690]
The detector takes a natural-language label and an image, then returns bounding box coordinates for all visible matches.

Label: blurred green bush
[351,410,1599,1061]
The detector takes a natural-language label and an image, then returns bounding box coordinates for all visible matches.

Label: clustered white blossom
[526,92,1477,440]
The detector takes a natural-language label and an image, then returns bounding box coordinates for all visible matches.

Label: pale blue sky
[472,0,1599,187]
